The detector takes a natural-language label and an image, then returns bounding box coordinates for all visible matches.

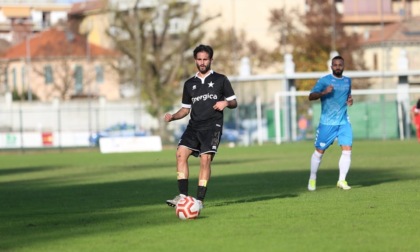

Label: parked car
[221,127,245,143]
[89,123,149,146]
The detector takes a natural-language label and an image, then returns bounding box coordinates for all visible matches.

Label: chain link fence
[2,73,420,150]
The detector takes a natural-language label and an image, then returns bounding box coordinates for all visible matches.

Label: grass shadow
[0,146,418,250]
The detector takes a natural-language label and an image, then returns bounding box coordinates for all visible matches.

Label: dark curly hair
[193,44,213,60]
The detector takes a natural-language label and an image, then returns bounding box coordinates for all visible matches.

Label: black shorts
[178,124,222,157]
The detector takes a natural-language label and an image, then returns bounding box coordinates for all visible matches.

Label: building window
[373,53,378,70]
[44,65,53,84]
[4,68,8,91]
[95,65,104,84]
[74,65,83,94]
[12,68,16,89]
[343,0,392,14]
[21,66,26,90]
[42,12,51,28]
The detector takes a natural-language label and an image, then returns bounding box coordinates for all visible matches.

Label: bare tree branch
[106,1,220,138]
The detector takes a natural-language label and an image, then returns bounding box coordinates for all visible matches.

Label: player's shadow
[1,154,415,250]
[0,166,64,176]
[312,166,405,189]
[211,194,298,207]
[206,164,412,207]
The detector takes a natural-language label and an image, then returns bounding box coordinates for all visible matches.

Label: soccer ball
[175,196,201,220]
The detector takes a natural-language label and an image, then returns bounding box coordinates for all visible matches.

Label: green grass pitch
[1,140,419,251]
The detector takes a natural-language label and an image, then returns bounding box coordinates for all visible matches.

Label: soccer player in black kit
[164,44,238,210]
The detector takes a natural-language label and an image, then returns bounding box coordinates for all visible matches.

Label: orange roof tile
[1,27,117,60]
[69,0,106,15]
[359,16,420,46]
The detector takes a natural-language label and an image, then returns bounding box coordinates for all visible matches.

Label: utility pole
[330,0,336,52]
[134,0,142,126]
[25,34,32,101]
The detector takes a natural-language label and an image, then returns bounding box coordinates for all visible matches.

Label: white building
[0,0,70,45]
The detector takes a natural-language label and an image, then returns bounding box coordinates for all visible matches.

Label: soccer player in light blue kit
[307,55,353,191]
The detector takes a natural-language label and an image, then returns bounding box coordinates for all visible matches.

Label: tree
[0,24,113,102]
[269,0,369,116]
[207,28,274,76]
[31,56,92,101]
[106,0,220,139]
[269,0,367,90]
[29,28,98,100]
[0,60,9,95]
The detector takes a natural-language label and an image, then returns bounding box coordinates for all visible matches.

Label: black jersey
[181,70,236,130]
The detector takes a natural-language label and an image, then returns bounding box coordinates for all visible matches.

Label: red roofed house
[0,25,120,101]
[358,16,420,73]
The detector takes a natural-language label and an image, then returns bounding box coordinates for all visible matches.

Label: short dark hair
[332,55,344,62]
[417,98,420,109]
[193,44,213,59]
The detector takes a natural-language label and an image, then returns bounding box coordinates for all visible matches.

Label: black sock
[196,186,207,201]
[178,179,188,196]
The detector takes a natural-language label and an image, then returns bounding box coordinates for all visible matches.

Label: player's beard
[333,69,343,77]
[196,62,211,75]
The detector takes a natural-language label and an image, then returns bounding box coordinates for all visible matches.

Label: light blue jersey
[311,74,352,125]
